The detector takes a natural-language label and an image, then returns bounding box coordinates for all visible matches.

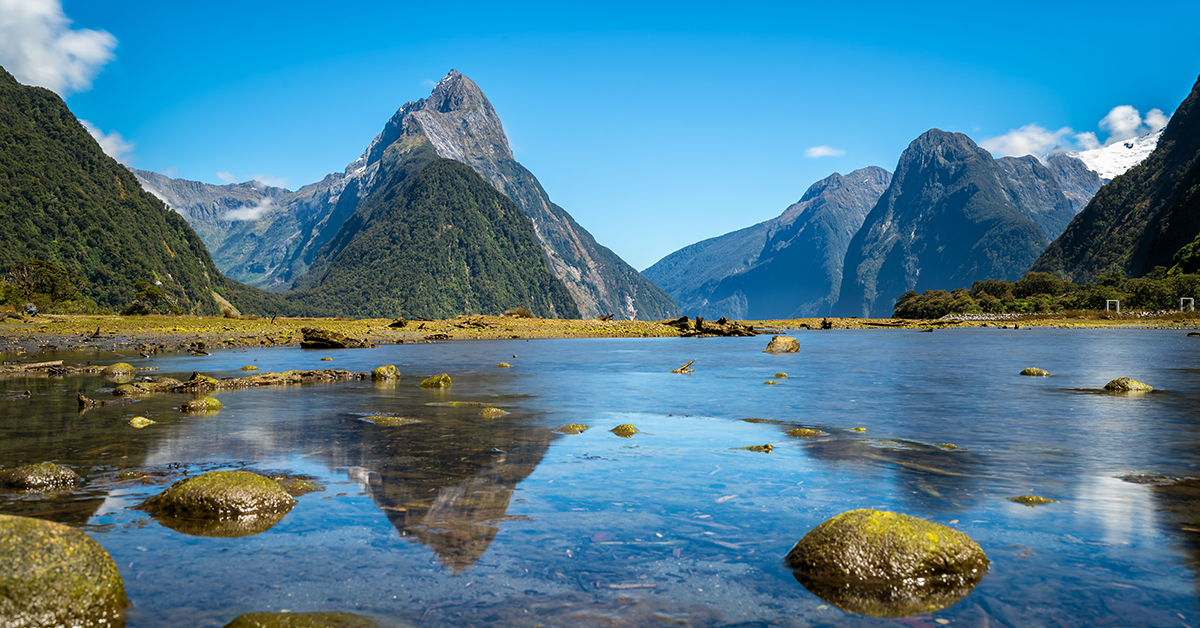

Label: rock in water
[763,336,800,354]
[101,363,136,379]
[418,374,452,389]
[785,509,988,617]
[0,514,128,626]
[223,611,378,627]
[299,327,375,349]
[0,462,81,489]
[140,470,295,519]
[1104,377,1154,392]
[1020,367,1051,377]
[371,365,400,380]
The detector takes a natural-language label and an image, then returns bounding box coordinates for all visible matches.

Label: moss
[774,372,789,378]
[1104,377,1153,392]
[786,428,828,438]
[139,470,295,521]
[554,424,589,434]
[611,423,638,437]
[418,373,452,389]
[128,417,155,429]
[320,357,333,361]
[359,415,420,426]
[0,514,129,626]
[112,384,144,397]
[742,444,774,453]
[371,365,400,380]
[268,475,323,497]
[480,407,508,418]
[764,380,779,385]
[181,396,222,413]
[1009,495,1057,507]
[496,362,513,368]
[786,509,988,617]
[223,611,379,628]
[1020,367,1051,376]
[0,462,81,489]
[240,365,259,371]
[851,427,867,432]
[101,363,135,379]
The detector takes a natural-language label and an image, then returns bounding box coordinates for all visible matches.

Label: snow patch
[1048,130,1161,180]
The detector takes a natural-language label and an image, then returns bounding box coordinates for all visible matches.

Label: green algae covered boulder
[786,428,827,439]
[359,415,420,427]
[223,611,378,628]
[1104,377,1153,392]
[554,424,589,434]
[785,509,988,617]
[182,396,223,413]
[763,336,800,354]
[0,462,81,489]
[1009,495,1056,507]
[610,423,638,437]
[418,373,452,389]
[1020,367,1050,377]
[101,363,136,379]
[371,365,400,380]
[128,417,155,429]
[240,365,259,371]
[0,514,128,626]
[480,407,508,418]
[140,470,295,519]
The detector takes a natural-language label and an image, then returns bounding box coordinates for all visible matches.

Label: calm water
[2,329,1199,627]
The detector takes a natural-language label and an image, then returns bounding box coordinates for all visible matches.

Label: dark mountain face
[139,70,676,320]
[645,167,891,319]
[1041,152,1108,215]
[292,134,578,319]
[1032,74,1200,283]
[834,130,1059,318]
[0,66,299,316]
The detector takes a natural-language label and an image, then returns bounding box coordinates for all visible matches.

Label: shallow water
[2,328,1199,627]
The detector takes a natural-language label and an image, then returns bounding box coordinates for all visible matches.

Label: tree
[5,259,86,303]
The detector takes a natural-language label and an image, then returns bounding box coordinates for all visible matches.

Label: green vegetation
[893,270,1200,318]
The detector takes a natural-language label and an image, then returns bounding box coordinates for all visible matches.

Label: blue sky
[4,1,1200,270]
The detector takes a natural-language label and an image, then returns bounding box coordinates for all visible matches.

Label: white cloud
[222,198,274,222]
[1098,105,1143,144]
[1074,131,1101,151]
[0,0,116,95]
[216,171,238,183]
[805,145,846,158]
[163,166,179,177]
[1144,108,1170,134]
[80,119,135,164]
[980,123,1073,157]
[248,174,289,189]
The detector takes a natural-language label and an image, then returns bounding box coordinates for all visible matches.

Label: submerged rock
[299,327,376,349]
[554,424,590,434]
[1020,367,1051,377]
[101,362,136,379]
[786,428,828,439]
[763,336,800,354]
[774,372,789,378]
[785,509,988,617]
[240,365,259,371]
[611,423,639,437]
[128,417,155,429]
[1009,495,1057,507]
[140,470,295,519]
[480,407,508,418]
[181,396,222,413]
[418,373,452,389]
[496,362,513,368]
[359,415,420,426]
[223,611,378,628]
[764,380,779,385]
[742,444,774,453]
[1104,377,1154,392]
[371,365,400,380]
[0,514,128,626]
[0,462,81,489]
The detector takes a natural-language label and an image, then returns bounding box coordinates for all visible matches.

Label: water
[2,328,1199,627]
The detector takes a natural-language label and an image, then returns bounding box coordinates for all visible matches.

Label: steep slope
[994,155,1076,241]
[293,133,578,319]
[834,130,1065,318]
[0,66,302,315]
[1042,152,1107,214]
[1032,74,1200,282]
[645,167,891,318]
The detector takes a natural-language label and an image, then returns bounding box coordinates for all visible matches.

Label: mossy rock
[223,611,378,628]
[764,380,779,385]
[1104,377,1153,392]
[112,384,145,397]
[554,424,589,434]
[176,371,220,392]
[0,462,81,489]
[1009,495,1056,507]
[785,509,988,617]
[359,415,420,427]
[101,363,136,379]
[140,470,295,519]
[774,372,789,378]
[763,336,800,354]
[1020,367,1051,377]
[240,365,259,371]
[742,444,774,453]
[496,362,513,368]
[320,357,333,361]
[128,417,155,429]
[0,514,128,626]
[371,365,400,380]
[269,475,323,497]
[425,401,493,407]
[611,423,638,437]
[850,427,867,433]
[418,373,452,389]
[479,407,509,418]
[786,428,828,439]
[182,396,223,413]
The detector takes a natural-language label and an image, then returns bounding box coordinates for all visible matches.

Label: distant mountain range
[138,71,677,321]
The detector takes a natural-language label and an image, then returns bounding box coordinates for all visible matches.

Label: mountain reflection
[334,409,554,572]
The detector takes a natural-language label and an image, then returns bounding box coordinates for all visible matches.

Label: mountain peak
[426,69,489,114]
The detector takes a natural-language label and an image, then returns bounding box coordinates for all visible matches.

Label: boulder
[418,373,452,389]
[299,327,375,349]
[181,396,222,413]
[1009,495,1056,507]
[763,335,799,354]
[1104,377,1153,392]
[1020,367,1050,377]
[611,423,638,437]
[101,363,136,379]
[786,428,827,438]
[785,509,988,617]
[140,470,295,520]
[387,317,408,328]
[371,365,400,380]
[128,417,155,429]
[554,424,590,434]
[480,407,508,418]
[240,365,259,371]
[224,612,378,628]
[0,462,81,489]
[0,514,128,626]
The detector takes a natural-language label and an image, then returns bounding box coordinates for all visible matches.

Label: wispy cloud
[805,145,846,158]
[80,119,135,165]
[0,0,117,95]
[982,105,1173,157]
[215,171,289,189]
[216,171,238,184]
[222,197,274,222]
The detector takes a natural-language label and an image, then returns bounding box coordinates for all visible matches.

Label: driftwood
[670,359,696,374]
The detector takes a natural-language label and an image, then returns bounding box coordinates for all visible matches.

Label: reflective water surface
[2,328,1199,627]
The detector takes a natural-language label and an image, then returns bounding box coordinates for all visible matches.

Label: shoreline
[2,312,1198,359]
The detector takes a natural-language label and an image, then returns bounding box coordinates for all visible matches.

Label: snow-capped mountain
[1050,130,1162,180]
